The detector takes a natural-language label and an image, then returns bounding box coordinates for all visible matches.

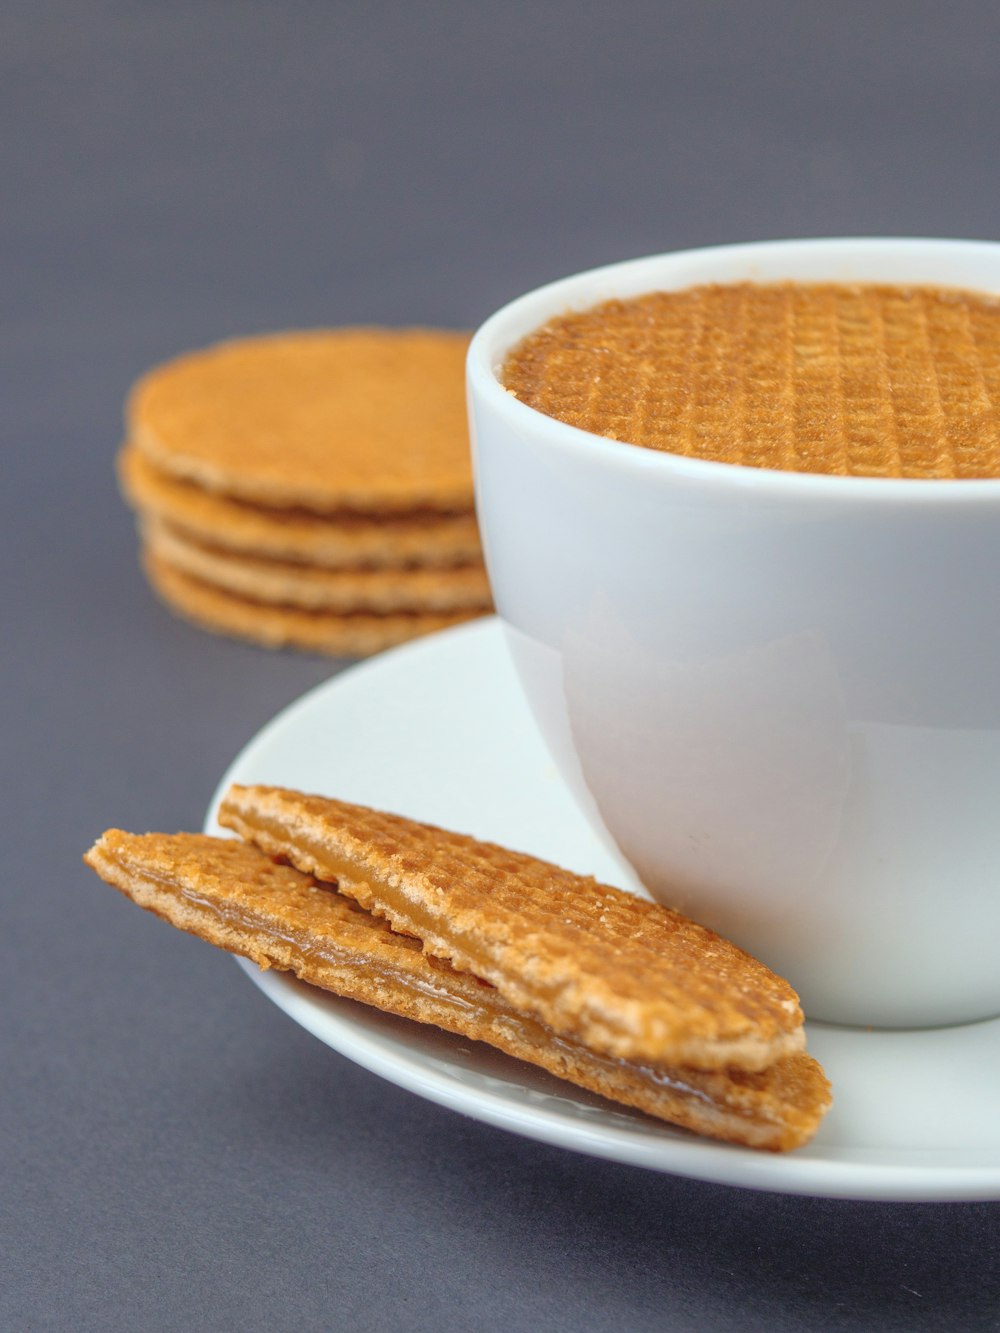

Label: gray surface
[5,2,1000,1328]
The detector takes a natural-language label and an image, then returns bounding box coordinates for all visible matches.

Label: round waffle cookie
[141,517,492,614]
[503,282,1000,479]
[218,785,810,1073]
[118,445,483,570]
[142,549,480,657]
[128,328,474,512]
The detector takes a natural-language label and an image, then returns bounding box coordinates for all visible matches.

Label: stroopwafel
[128,328,475,512]
[120,327,490,656]
[218,784,808,1072]
[142,517,492,615]
[142,549,480,657]
[84,827,831,1150]
[502,282,1000,479]
[118,445,484,570]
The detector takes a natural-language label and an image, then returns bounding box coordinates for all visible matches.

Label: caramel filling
[243,830,802,1068]
[144,865,482,1017]
[127,855,750,1118]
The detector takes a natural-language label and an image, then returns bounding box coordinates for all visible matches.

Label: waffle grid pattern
[502,283,1000,479]
[129,328,476,512]
[220,786,805,1067]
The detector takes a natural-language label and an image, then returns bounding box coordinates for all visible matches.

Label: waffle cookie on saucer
[120,328,491,656]
[218,785,809,1073]
[84,795,831,1151]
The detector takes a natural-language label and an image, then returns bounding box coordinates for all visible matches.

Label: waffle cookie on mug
[119,328,490,656]
[83,826,831,1151]
[502,281,1000,479]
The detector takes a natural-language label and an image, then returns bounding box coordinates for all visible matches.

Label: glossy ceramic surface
[207,620,1000,1201]
[468,239,1000,1028]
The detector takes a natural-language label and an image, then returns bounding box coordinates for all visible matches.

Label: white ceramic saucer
[207,618,1000,1202]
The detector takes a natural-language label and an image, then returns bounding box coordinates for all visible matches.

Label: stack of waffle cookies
[119,328,491,657]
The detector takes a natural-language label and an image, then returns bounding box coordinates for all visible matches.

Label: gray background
[5,2,1000,1328]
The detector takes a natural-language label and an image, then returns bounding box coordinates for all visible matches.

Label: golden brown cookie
[218,785,807,1072]
[118,444,484,570]
[83,829,831,1150]
[141,516,492,614]
[502,282,1000,479]
[128,328,474,513]
[142,548,482,657]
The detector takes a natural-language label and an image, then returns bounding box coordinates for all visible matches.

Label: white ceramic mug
[468,238,1000,1028]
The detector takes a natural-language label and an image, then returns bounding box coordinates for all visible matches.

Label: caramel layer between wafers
[218,785,807,1072]
[83,829,830,1150]
[142,548,482,657]
[142,516,492,614]
[118,445,484,570]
